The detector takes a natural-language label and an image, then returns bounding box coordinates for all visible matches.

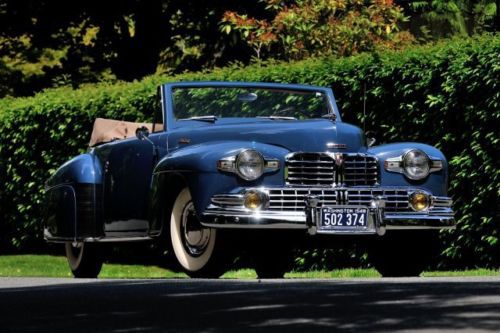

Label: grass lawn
[0,255,499,279]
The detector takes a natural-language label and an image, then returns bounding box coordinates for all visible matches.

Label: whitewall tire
[169,187,229,278]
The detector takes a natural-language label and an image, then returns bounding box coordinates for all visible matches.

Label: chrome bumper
[201,187,455,235]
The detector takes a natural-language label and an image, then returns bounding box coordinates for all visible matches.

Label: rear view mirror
[237,92,258,102]
[136,126,150,140]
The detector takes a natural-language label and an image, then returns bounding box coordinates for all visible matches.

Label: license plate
[319,207,368,230]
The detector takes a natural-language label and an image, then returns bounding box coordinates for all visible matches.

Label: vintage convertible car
[44,81,455,278]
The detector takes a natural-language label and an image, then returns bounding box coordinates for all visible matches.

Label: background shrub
[0,35,498,269]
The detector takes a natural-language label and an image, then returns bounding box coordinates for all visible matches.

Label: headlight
[236,149,264,181]
[403,149,430,180]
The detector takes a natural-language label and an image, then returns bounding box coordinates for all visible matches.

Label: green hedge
[0,35,498,268]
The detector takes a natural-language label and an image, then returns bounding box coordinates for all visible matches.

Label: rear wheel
[169,188,231,278]
[65,242,103,278]
[368,230,440,277]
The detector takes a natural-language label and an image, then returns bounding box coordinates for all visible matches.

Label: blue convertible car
[44,81,455,278]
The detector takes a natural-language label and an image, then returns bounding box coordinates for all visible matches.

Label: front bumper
[201,186,455,235]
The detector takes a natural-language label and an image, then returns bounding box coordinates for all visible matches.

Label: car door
[95,132,166,237]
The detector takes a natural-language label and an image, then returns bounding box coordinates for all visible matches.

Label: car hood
[168,119,366,153]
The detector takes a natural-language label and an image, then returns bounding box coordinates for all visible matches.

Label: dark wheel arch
[368,230,441,277]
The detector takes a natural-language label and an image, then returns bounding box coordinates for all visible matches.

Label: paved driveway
[1,277,499,332]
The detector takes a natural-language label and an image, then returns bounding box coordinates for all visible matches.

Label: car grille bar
[268,188,409,213]
[285,152,378,186]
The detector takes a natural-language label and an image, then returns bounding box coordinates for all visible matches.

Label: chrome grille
[344,155,378,186]
[268,188,409,213]
[285,153,378,186]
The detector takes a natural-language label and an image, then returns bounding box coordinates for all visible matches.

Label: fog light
[244,190,266,210]
[409,192,430,211]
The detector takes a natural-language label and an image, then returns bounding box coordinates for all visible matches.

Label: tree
[397,0,498,39]
[0,0,264,97]
[220,0,415,61]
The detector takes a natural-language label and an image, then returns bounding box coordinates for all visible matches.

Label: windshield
[172,86,331,120]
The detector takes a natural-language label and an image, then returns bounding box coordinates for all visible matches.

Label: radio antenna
[363,81,367,132]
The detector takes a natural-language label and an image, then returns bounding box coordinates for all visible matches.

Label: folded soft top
[89,118,162,146]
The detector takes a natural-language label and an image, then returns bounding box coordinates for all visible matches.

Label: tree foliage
[0,0,263,97]
[400,0,498,40]
[221,0,415,60]
[0,0,497,98]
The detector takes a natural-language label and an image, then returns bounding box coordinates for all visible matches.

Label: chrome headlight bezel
[235,149,265,181]
[217,149,279,181]
[402,149,431,180]
[384,149,443,181]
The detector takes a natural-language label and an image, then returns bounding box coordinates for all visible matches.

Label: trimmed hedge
[0,35,498,268]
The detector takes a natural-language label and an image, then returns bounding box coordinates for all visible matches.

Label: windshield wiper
[257,116,297,120]
[178,115,217,122]
[321,113,337,121]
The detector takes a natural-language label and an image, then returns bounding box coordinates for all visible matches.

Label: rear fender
[44,152,104,242]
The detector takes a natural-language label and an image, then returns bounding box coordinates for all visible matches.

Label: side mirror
[365,131,377,147]
[136,126,150,141]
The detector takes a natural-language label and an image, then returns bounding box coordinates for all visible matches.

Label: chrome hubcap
[181,202,211,257]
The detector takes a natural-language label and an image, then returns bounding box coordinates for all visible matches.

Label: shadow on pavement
[0,278,499,332]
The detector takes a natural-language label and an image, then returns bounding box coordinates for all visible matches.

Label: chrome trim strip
[201,211,455,230]
[83,236,152,242]
[384,214,455,229]
[211,194,245,207]
[203,209,305,222]
[44,236,153,243]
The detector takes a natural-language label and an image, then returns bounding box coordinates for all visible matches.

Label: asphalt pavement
[1,277,500,332]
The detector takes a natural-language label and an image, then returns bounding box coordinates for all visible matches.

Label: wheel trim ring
[66,242,84,271]
[170,188,217,272]
[180,201,211,257]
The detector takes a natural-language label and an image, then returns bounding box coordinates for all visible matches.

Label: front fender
[152,141,289,218]
[368,142,448,195]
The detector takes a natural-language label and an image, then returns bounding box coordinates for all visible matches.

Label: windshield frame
[161,81,341,130]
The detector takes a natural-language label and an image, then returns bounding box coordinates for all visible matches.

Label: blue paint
[45,81,450,239]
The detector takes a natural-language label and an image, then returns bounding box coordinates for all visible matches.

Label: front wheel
[169,188,231,278]
[368,230,441,277]
[65,242,103,278]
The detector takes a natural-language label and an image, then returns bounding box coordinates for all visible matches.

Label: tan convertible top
[89,118,163,147]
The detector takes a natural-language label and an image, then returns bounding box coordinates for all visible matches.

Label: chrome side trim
[203,209,305,222]
[211,194,245,207]
[83,236,152,242]
[43,236,153,243]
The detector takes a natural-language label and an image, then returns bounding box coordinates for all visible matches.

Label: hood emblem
[327,142,347,149]
[179,138,191,144]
